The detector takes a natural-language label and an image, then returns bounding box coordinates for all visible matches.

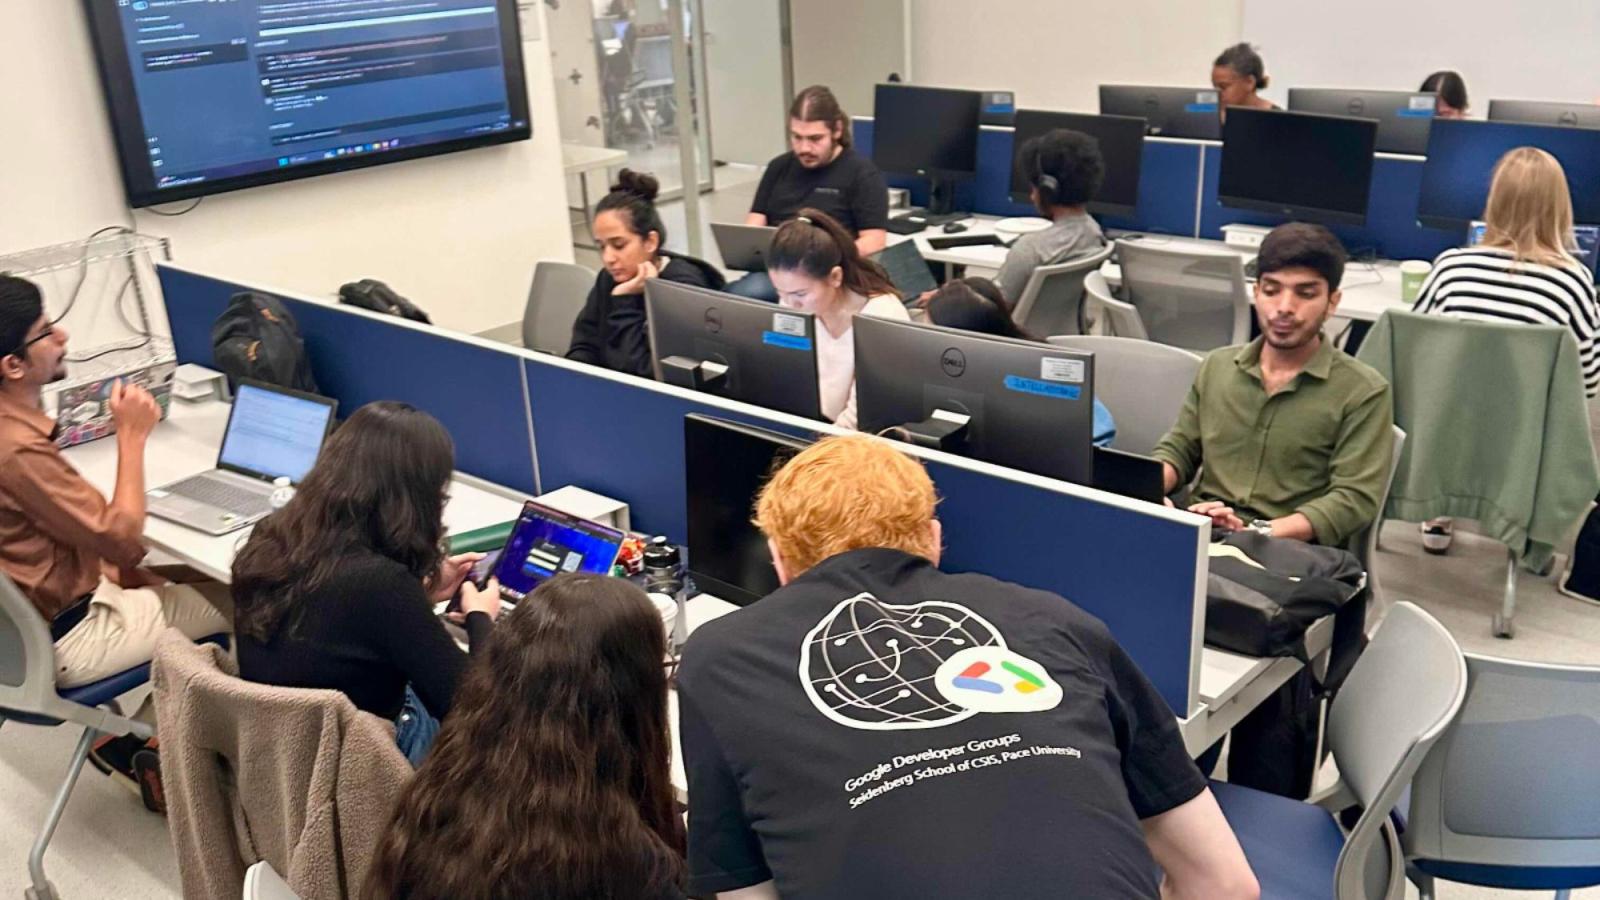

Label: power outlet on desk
[1222,224,1271,251]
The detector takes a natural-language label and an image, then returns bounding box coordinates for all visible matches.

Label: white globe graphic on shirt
[799,592,1004,730]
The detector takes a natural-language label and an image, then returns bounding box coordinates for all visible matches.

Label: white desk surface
[71,399,1312,794]
[61,399,529,583]
[903,213,1407,324]
[562,143,629,175]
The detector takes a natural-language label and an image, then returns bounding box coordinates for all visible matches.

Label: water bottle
[268,476,295,510]
[642,536,687,653]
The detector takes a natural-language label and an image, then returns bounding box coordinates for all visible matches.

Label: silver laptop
[147,381,337,535]
[711,222,778,272]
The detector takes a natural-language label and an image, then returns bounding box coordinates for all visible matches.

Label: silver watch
[1247,518,1274,538]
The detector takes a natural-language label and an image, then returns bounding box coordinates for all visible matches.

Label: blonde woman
[1412,146,1600,552]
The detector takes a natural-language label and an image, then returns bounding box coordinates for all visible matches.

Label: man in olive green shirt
[1152,223,1394,548]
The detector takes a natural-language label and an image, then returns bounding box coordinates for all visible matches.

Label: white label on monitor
[772,313,806,336]
[1197,90,1219,104]
[1409,95,1434,111]
[1041,358,1085,384]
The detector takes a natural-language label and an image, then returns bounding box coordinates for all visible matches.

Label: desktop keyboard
[165,475,270,516]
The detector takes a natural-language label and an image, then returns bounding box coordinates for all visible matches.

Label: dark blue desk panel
[157,265,538,494]
[1198,148,1462,262]
[524,357,1200,713]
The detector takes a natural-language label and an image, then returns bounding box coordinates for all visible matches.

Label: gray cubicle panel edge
[156,261,1211,719]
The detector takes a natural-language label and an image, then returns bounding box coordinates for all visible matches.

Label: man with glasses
[0,275,229,806]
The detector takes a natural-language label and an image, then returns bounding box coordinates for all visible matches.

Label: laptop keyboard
[165,475,270,516]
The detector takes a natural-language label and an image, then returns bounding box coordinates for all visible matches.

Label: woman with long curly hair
[365,573,685,900]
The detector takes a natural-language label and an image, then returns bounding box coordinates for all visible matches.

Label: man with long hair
[677,434,1259,899]
[727,85,890,301]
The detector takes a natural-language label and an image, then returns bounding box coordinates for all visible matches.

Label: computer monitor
[1287,88,1436,155]
[1488,99,1600,129]
[872,83,983,215]
[684,414,812,606]
[1218,108,1378,226]
[854,316,1096,485]
[1417,119,1600,229]
[1099,85,1221,140]
[645,280,823,421]
[1008,110,1146,216]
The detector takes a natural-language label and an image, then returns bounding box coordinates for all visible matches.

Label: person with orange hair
[676,434,1259,900]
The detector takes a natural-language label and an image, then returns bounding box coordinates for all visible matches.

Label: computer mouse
[942,222,968,234]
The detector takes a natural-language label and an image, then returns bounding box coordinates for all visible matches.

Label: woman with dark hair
[566,169,725,378]
[1421,70,1469,119]
[1211,42,1276,121]
[766,208,908,428]
[365,573,685,900]
[232,402,500,764]
[923,278,1117,446]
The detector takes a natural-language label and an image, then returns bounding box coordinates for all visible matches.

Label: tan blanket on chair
[153,629,413,900]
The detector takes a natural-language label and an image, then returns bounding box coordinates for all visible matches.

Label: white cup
[649,591,678,645]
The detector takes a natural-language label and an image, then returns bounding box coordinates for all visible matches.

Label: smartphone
[445,549,504,614]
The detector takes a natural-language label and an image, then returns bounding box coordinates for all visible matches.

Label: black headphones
[1032,150,1060,205]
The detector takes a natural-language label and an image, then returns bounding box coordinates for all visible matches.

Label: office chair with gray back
[1348,426,1407,618]
[1210,602,1467,899]
[243,861,303,900]
[523,261,597,355]
[1010,246,1113,338]
[0,572,225,900]
[1083,270,1149,339]
[1404,653,1600,899]
[1047,335,1200,455]
[1116,239,1252,352]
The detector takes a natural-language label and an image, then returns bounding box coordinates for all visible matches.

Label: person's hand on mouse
[1187,500,1244,533]
[428,552,485,604]
[455,577,503,623]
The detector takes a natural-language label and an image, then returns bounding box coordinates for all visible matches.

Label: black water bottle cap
[643,536,681,570]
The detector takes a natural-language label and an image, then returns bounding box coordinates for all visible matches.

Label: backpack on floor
[210,291,319,394]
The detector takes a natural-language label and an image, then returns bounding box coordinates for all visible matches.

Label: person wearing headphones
[994,129,1110,306]
[1212,43,1277,122]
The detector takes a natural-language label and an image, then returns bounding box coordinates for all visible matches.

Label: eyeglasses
[8,326,54,359]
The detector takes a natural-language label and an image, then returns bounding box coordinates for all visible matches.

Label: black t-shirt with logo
[678,548,1206,899]
[750,148,889,236]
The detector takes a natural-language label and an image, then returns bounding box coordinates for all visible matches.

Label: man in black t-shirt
[678,435,1260,900]
[726,85,889,301]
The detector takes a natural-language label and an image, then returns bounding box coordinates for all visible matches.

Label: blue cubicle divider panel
[1198,148,1462,262]
[524,357,1199,714]
[156,265,539,495]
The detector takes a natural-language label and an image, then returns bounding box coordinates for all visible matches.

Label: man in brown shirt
[0,275,229,704]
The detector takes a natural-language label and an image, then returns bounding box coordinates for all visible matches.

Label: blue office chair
[1403,653,1600,900]
[0,573,225,900]
[1210,602,1467,899]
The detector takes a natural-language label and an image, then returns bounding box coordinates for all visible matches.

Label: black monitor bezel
[1285,87,1436,155]
[1218,107,1378,227]
[871,83,984,179]
[81,0,534,209]
[1007,109,1147,217]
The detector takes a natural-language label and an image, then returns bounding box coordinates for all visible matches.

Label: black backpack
[338,279,431,324]
[210,291,319,394]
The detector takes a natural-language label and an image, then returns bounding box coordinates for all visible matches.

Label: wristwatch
[1247,518,1274,538]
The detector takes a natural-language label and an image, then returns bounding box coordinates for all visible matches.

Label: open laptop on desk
[147,381,337,535]
[472,500,626,607]
[710,222,777,271]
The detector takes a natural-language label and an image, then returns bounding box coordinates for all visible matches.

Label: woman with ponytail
[765,208,909,428]
[566,169,725,377]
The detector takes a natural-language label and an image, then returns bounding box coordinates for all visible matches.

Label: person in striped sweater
[1412,146,1600,552]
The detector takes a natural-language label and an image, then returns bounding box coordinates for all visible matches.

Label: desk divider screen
[156,264,539,495]
[151,262,1204,716]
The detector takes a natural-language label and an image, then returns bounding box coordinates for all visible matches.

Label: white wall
[1242,0,1600,110]
[790,0,906,118]
[909,0,1243,112]
[0,3,573,337]
[702,0,786,165]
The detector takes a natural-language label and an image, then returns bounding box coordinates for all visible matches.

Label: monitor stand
[660,356,729,391]
[892,409,971,451]
[886,174,967,231]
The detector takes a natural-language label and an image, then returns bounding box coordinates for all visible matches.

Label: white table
[563,143,630,249]
[905,214,1409,324]
[61,399,530,583]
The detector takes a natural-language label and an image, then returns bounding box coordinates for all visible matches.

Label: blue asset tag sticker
[763,331,813,351]
[1040,357,1085,383]
[1004,375,1080,400]
[772,313,807,336]
[1398,95,1436,118]
[1185,90,1219,113]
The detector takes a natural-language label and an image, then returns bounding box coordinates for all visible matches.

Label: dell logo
[1560,111,1579,126]
[940,348,967,377]
[1346,98,1366,116]
[704,308,723,333]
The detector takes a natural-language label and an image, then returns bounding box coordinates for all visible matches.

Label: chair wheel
[1491,615,1515,639]
[26,881,60,900]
